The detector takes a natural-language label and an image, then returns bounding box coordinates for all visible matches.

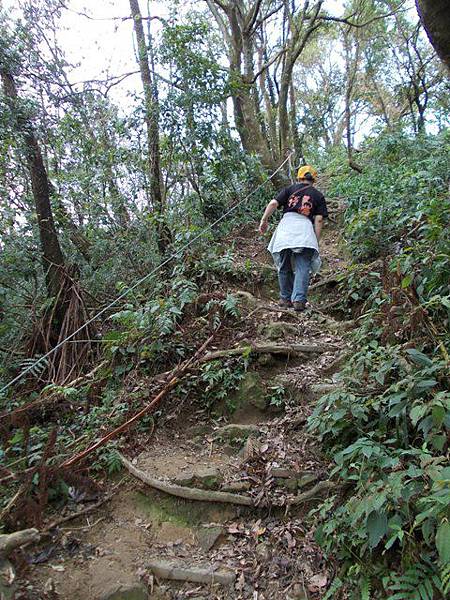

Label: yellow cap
[297,165,318,181]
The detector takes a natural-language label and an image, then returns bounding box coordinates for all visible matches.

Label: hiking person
[258,165,328,311]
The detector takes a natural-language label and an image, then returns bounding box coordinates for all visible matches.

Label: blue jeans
[278,248,314,302]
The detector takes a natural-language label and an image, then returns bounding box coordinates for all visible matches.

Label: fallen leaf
[308,573,328,592]
[50,565,65,572]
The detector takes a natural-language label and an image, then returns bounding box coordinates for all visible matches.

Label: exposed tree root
[289,481,337,505]
[120,454,337,508]
[26,266,96,385]
[200,343,328,363]
[0,529,40,558]
[309,275,340,290]
[0,361,108,423]
[42,487,120,533]
[61,334,215,469]
[119,454,253,506]
[147,559,235,586]
[0,486,25,523]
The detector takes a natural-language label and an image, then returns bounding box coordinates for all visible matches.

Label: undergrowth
[0,242,246,529]
[309,131,450,598]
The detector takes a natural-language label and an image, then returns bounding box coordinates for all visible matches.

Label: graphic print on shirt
[287,191,312,217]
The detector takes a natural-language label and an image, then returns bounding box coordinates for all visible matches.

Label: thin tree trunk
[129,0,169,252]
[277,1,323,159]
[289,81,304,167]
[343,29,363,173]
[206,0,288,188]
[257,47,277,152]
[1,68,66,299]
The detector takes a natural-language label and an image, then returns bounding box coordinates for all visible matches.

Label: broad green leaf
[406,348,433,367]
[431,434,446,452]
[421,519,434,544]
[389,399,408,417]
[441,296,450,309]
[410,404,428,426]
[412,379,438,395]
[367,510,388,549]
[401,274,413,288]
[436,521,450,562]
[431,405,446,427]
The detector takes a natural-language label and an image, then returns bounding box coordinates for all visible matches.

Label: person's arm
[314,215,324,240]
[314,192,328,241]
[259,199,279,234]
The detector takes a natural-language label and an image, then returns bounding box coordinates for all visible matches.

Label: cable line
[0,154,292,395]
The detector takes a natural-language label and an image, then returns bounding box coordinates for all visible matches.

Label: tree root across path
[147,560,235,586]
[199,342,329,363]
[0,529,40,558]
[119,454,253,506]
[120,454,337,508]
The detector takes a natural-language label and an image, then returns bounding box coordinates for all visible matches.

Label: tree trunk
[257,46,277,153]
[206,0,288,188]
[278,63,293,158]
[289,81,304,168]
[129,0,170,252]
[1,68,66,299]
[343,28,363,173]
[229,6,282,181]
[277,1,323,159]
[416,0,450,70]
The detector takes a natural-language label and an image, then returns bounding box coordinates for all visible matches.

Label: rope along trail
[0,154,293,395]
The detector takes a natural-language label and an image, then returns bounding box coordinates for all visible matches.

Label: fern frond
[387,562,440,600]
[323,576,343,600]
[440,562,450,596]
[360,576,371,600]
[19,356,49,378]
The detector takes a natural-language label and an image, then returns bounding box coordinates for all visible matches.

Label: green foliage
[197,359,246,410]
[204,293,240,324]
[309,131,450,598]
[441,563,450,597]
[266,383,288,409]
[102,448,123,475]
[385,561,442,600]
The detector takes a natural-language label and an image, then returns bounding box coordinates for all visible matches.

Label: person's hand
[259,219,268,234]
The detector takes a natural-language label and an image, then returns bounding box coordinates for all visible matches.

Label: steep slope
[18,211,351,600]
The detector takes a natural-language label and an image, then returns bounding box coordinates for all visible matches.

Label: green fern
[19,356,49,378]
[322,576,343,600]
[104,449,122,475]
[440,562,450,597]
[220,293,239,318]
[360,576,371,600]
[387,563,440,600]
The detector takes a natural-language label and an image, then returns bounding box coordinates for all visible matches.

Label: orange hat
[297,165,318,181]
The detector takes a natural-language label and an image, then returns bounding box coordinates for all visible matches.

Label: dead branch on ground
[0,528,40,558]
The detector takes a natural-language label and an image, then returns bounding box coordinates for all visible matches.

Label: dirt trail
[24,215,350,600]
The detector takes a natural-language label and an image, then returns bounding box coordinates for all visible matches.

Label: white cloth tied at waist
[267,212,322,273]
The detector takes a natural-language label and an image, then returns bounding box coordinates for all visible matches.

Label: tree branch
[247,46,287,84]
[205,0,232,47]
[199,342,330,363]
[316,6,408,29]
[255,3,284,29]
[244,0,264,34]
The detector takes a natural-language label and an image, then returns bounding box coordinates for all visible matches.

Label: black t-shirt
[275,183,328,223]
